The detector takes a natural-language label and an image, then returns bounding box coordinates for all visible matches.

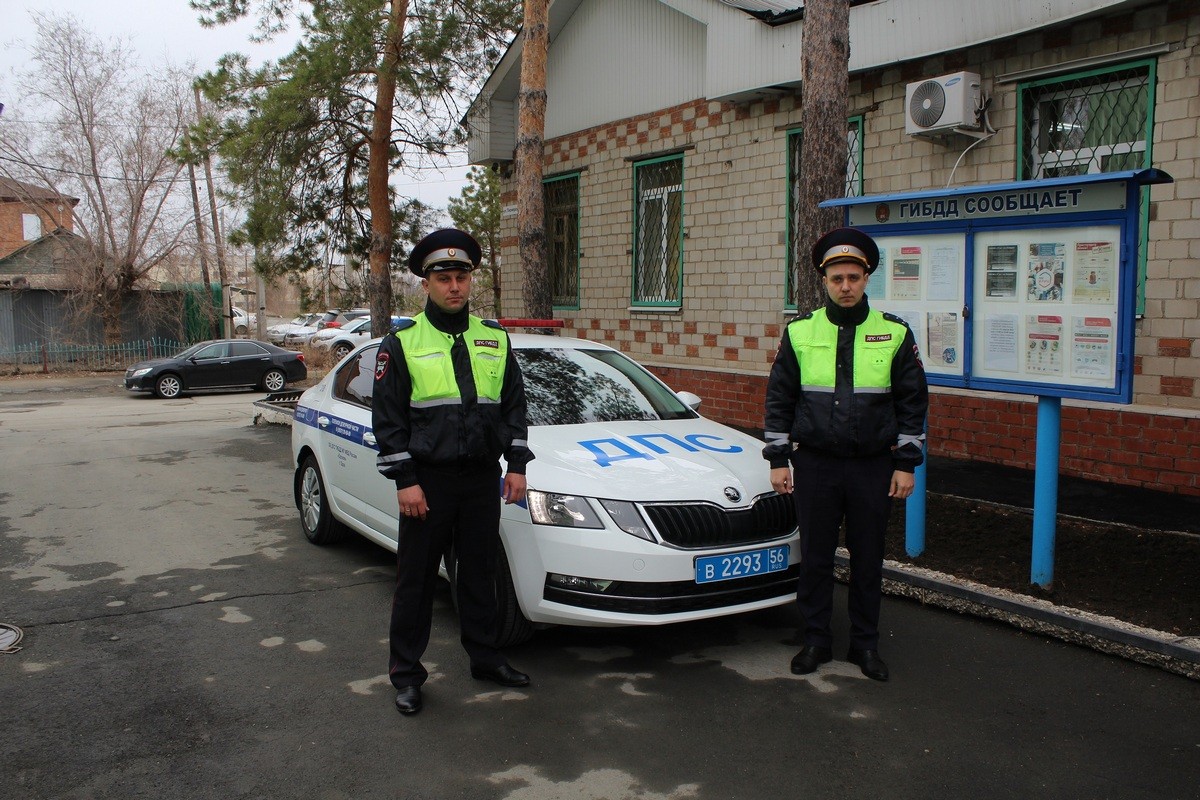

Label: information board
[821,170,1170,404]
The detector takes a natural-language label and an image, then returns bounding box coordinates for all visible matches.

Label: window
[194,343,229,360]
[333,345,378,408]
[1018,60,1155,309]
[229,341,267,357]
[544,173,581,309]
[785,117,865,308]
[633,155,683,307]
[22,213,41,241]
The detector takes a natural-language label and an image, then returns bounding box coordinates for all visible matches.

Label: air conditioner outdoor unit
[905,71,983,138]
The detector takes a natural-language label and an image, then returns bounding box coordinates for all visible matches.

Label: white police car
[291,334,798,645]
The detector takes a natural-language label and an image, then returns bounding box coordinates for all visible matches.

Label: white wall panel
[544,0,706,140]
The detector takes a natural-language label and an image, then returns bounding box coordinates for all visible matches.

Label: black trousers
[790,449,894,651]
[388,461,506,689]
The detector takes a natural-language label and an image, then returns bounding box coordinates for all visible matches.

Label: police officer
[763,227,928,682]
[373,228,534,715]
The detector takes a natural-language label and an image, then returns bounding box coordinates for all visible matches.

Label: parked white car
[268,313,319,345]
[290,334,799,645]
[309,316,407,362]
[309,316,374,361]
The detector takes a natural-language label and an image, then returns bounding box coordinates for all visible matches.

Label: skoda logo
[723,487,741,503]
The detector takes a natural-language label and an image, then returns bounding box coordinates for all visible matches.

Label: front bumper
[501,518,800,628]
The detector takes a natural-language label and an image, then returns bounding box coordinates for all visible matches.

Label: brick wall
[0,200,74,259]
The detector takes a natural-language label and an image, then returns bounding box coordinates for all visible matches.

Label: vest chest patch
[474,338,500,349]
[864,334,892,342]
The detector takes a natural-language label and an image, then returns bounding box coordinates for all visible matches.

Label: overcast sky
[0,0,471,210]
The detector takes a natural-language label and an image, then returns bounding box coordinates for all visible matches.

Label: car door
[227,341,273,385]
[319,344,399,542]
[186,342,230,388]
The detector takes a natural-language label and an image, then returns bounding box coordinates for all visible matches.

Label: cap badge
[448,248,456,257]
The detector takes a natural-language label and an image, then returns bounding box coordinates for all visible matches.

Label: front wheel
[235,324,248,335]
[261,368,287,392]
[447,542,534,647]
[332,342,353,362]
[154,373,182,399]
[297,456,349,545]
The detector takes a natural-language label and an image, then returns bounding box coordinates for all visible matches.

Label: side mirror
[676,390,702,411]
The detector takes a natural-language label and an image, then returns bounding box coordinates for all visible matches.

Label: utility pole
[195,85,230,337]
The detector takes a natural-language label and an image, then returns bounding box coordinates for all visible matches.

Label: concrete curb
[835,553,1200,681]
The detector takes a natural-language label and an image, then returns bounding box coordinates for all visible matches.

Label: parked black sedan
[125,339,307,399]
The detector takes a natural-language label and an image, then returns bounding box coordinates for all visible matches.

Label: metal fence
[0,339,188,372]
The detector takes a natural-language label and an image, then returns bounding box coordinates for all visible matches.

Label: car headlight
[598,499,654,542]
[130,368,151,378]
[527,491,603,528]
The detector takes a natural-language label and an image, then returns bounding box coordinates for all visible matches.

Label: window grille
[544,174,580,309]
[633,156,684,306]
[1021,65,1150,178]
[1019,60,1155,311]
[785,117,864,308]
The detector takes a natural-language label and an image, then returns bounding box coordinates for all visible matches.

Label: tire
[447,542,534,648]
[235,324,248,335]
[332,342,353,361]
[297,456,349,545]
[154,373,182,399]
[261,368,287,392]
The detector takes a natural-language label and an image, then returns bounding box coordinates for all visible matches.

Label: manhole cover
[0,623,24,653]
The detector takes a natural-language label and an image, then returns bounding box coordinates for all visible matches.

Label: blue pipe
[906,459,926,557]
[1031,396,1061,589]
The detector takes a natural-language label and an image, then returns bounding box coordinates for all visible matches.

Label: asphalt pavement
[1,372,1199,800]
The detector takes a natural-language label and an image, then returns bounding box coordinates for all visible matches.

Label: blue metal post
[905,459,926,557]
[1031,396,1061,588]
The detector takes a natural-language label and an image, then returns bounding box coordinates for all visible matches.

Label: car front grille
[543,565,800,615]
[641,493,796,549]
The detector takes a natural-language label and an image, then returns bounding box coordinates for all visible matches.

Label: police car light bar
[496,319,565,329]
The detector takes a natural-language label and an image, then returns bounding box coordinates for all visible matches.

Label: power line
[0,153,188,185]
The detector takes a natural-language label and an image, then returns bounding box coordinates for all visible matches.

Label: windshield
[515,347,696,426]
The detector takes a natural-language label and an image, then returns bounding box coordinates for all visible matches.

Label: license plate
[695,545,789,584]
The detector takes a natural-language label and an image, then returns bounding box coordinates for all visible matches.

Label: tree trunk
[368,0,408,337]
[516,0,550,324]
[796,0,850,312]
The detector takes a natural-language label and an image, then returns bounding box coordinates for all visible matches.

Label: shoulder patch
[481,319,505,330]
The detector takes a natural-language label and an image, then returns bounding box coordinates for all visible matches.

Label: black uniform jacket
[372,300,534,489]
[763,296,928,472]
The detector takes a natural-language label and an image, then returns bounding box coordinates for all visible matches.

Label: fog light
[547,573,614,593]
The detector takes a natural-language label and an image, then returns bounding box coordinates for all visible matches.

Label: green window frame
[1017,59,1156,312]
[544,172,581,310]
[785,116,864,309]
[632,154,684,308]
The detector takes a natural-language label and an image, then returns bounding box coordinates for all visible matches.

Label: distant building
[0,178,77,259]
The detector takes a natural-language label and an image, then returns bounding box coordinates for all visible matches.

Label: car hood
[128,357,179,371]
[524,418,770,506]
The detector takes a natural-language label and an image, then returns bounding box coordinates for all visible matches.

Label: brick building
[467,0,1200,496]
[0,178,77,260]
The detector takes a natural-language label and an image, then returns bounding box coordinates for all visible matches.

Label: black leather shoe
[395,686,422,715]
[790,645,833,675]
[470,663,530,687]
[847,648,889,681]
